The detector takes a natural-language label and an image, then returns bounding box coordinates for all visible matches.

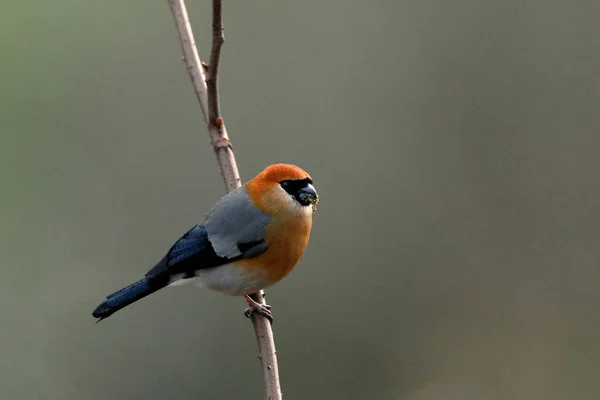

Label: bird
[92,163,319,324]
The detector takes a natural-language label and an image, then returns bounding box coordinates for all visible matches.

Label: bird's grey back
[202,186,271,259]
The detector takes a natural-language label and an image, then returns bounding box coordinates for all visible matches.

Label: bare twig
[167,1,282,399]
[206,0,224,123]
[167,0,239,189]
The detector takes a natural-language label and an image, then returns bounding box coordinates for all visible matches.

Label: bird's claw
[244,303,273,324]
[244,298,273,324]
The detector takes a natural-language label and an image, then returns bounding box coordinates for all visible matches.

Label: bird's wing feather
[144,186,270,281]
[203,186,271,259]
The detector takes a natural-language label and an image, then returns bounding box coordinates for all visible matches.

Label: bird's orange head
[245,164,319,215]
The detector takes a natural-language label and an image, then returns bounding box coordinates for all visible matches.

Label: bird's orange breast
[238,214,312,283]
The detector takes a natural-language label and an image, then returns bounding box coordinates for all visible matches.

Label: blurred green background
[2,0,600,399]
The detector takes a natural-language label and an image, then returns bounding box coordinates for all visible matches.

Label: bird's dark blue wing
[144,225,226,280]
[144,224,266,282]
[166,225,224,267]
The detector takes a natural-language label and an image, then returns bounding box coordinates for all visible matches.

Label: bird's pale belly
[169,262,273,296]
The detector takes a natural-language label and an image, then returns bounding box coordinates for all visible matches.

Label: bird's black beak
[296,183,319,207]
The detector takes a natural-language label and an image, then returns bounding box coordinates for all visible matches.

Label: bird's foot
[244,294,273,324]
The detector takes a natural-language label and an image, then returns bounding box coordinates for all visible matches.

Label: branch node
[213,137,232,151]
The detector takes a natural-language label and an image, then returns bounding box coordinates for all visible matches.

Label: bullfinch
[92,163,318,323]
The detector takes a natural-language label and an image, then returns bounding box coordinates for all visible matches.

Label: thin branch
[167,0,239,190]
[206,0,224,124]
[166,1,282,399]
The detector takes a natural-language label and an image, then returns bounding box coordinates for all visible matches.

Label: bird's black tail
[92,278,167,322]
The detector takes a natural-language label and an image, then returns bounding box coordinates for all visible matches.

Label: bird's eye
[280,180,294,194]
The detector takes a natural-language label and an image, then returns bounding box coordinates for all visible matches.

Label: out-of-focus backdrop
[2,1,600,399]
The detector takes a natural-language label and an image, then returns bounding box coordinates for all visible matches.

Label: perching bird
[92,164,318,323]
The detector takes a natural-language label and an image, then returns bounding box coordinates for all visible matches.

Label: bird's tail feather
[92,278,165,321]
